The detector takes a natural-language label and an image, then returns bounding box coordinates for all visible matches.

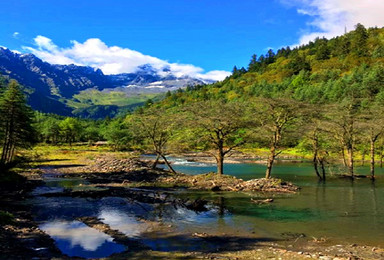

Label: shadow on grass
[33,158,71,163]
[39,164,86,169]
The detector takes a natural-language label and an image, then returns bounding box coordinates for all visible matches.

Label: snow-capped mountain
[0,47,212,115]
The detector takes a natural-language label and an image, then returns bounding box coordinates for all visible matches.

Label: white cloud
[23,36,230,81]
[287,0,384,45]
[40,220,113,251]
[198,70,231,81]
[12,32,20,39]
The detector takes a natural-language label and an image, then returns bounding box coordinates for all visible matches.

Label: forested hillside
[163,24,384,106]
[143,24,384,179]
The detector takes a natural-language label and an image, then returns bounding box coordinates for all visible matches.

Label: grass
[240,147,313,159]
[67,89,159,109]
[26,144,139,168]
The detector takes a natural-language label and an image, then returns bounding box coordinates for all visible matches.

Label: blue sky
[1,0,384,80]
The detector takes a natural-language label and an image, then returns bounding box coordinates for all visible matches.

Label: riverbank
[2,145,384,259]
[0,173,66,259]
[47,154,299,193]
[163,150,312,165]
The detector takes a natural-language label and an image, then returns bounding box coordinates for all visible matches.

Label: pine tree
[0,80,36,165]
[352,23,369,57]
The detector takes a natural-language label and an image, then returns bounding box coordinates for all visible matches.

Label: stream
[25,158,384,258]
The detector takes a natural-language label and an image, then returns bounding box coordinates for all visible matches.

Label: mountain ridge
[0,47,211,117]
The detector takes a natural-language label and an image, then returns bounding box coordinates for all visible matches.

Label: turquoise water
[162,157,384,246]
[29,159,384,258]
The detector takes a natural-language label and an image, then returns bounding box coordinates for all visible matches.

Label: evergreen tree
[0,80,36,165]
[248,54,259,72]
[352,23,369,57]
[315,42,331,60]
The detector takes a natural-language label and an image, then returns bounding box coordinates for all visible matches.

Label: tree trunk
[216,151,224,175]
[313,155,321,179]
[265,146,276,179]
[370,138,375,179]
[312,135,322,180]
[152,153,160,169]
[341,148,347,167]
[8,144,15,164]
[266,129,280,179]
[347,146,354,177]
[361,151,366,166]
[380,145,383,168]
[160,154,176,174]
[319,158,326,181]
[1,121,10,164]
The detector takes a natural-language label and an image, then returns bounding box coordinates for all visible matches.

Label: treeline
[33,113,130,150]
[130,97,384,181]
[3,78,384,181]
[34,97,384,181]
[163,24,384,106]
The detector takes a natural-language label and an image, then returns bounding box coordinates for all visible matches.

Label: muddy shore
[1,152,384,259]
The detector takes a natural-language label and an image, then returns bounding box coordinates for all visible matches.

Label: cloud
[23,36,230,81]
[287,0,384,45]
[12,32,20,39]
[40,220,113,251]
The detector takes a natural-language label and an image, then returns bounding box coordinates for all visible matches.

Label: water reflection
[40,220,126,258]
[29,161,384,258]
[98,209,146,237]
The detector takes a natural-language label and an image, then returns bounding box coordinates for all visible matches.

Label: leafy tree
[104,119,132,150]
[251,98,305,179]
[287,52,311,75]
[358,103,384,179]
[325,100,361,177]
[83,123,103,145]
[40,117,61,144]
[300,106,332,180]
[0,80,36,165]
[128,107,177,173]
[59,117,82,146]
[315,41,330,60]
[185,100,250,175]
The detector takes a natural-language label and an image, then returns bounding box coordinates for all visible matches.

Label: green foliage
[67,89,162,119]
[103,118,132,150]
[58,117,83,145]
[0,80,37,165]
[70,89,159,108]
[160,25,384,107]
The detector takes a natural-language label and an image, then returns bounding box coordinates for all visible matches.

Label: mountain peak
[0,48,210,117]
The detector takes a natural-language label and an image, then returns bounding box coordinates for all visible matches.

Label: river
[26,158,384,258]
